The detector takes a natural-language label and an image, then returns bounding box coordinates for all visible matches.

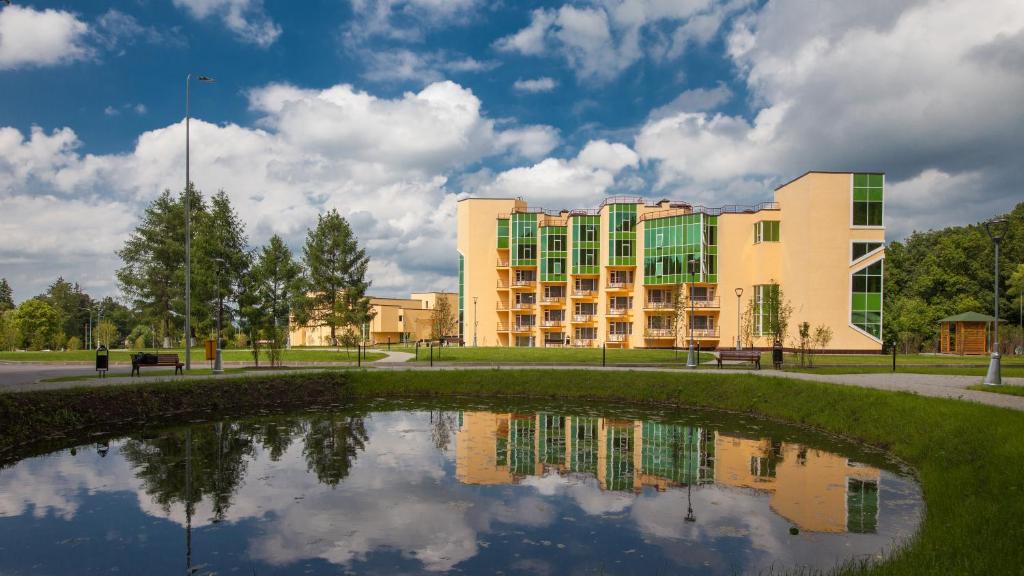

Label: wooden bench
[131,353,184,376]
[716,349,761,369]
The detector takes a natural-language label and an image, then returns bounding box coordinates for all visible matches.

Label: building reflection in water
[456,411,880,534]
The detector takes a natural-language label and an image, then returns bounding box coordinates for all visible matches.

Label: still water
[0,400,921,575]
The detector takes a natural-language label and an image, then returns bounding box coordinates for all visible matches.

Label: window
[852,242,884,261]
[544,285,565,298]
[575,302,597,315]
[754,284,779,337]
[584,224,597,242]
[851,261,883,339]
[690,286,708,300]
[847,479,879,534]
[610,322,632,335]
[575,327,597,340]
[754,220,780,243]
[496,219,509,249]
[853,173,883,226]
[575,278,596,291]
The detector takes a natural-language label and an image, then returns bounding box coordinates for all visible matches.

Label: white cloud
[478,139,639,208]
[635,0,1024,234]
[359,48,499,84]
[648,83,732,120]
[514,77,558,93]
[345,0,481,45]
[0,5,91,70]
[494,9,556,56]
[0,81,559,298]
[171,0,281,47]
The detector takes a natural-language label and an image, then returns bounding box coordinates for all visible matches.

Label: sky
[1,0,1022,302]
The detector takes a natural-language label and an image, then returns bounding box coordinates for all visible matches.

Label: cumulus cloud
[514,76,558,93]
[171,0,281,47]
[345,0,481,45]
[635,0,1024,236]
[477,140,639,208]
[360,48,499,84]
[0,81,559,298]
[0,5,91,70]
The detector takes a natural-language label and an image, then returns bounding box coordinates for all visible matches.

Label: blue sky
[1,0,1022,300]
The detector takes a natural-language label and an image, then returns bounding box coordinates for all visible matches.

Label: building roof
[938,312,1004,323]
[773,170,886,191]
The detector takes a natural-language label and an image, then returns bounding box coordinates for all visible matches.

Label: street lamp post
[213,257,225,374]
[686,255,697,368]
[734,287,744,350]
[984,218,1008,385]
[473,296,478,347]
[184,73,215,371]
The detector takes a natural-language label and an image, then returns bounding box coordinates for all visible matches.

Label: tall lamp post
[473,296,478,347]
[686,255,698,368]
[984,218,1008,385]
[184,73,216,370]
[734,287,744,350]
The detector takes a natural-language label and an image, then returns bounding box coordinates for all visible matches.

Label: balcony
[496,323,511,332]
[607,333,629,343]
[691,297,720,309]
[687,328,720,339]
[573,339,596,348]
[512,279,536,289]
[644,328,676,339]
[572,288,597,298]
[544,341,567,348]
[572,314,597,323]
[496,279,510,289]
[512,301,535,310]
[496,257,510,267]
[541,319,564,328]
[606,281,633,291]
[644,300,673,310]
[606,307,631,317]
[495,302,510,311]
[541,295,566,305]
[512,324,535,333]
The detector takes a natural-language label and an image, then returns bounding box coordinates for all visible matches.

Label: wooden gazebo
[938,312,1001,355]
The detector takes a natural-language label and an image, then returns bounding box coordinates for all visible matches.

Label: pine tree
[194,190,250,339]
[0,278,13,313]
[241,235,301,365]
[293,210,373,347]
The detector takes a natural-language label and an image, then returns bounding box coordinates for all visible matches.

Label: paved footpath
[3,354,1023,412]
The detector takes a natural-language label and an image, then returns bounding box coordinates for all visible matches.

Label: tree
[0,278,13,313]
[94,320,119,348]
[302,413,368,487]
[40,277,91,344]
[430,296,457,340]
[66,336,82,351]
[241,235,301,366]
[293,210,373,348]
[0,309,21,351]
[762,282,793,346]
[810,325,833,367]
[797,322,811,367]
[672,283,688,357]
[194,190,250,340]
[15,299,60,350]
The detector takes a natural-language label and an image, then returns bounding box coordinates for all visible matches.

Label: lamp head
[984,218,1008,241]
[735,287,744,297]
[197,75,216,83]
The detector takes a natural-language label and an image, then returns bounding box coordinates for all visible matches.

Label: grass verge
[0,348,385,364]
[2,369,1023,574]
[967,383,1024,397]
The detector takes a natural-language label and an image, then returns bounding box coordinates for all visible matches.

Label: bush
[66,336,82,351]
[234,332,249,350]
[133,336,146,351]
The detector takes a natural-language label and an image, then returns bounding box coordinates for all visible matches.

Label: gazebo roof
[938,311,1003,323]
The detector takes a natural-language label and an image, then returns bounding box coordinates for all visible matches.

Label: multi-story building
[289,292,457,346]
[457,171,885,351]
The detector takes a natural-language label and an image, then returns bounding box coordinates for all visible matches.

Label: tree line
[0,184,375,362]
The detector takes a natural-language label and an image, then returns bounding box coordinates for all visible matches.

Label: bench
[716,349,761,369]
[131,353,184,376]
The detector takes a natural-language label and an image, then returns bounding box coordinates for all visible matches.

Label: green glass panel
[852,294,866,310]
[868,174,883,187]
[854,173,869,187]
[853,188,868,201]
[866,293,881,310]
[868,188,883,202]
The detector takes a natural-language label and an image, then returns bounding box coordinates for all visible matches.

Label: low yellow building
[457,171,885,351]
[288,292,457,346]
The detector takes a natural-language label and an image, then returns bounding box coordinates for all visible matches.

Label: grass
[783,366,1024,377]
[2,369,1024,574]
[968,383,1024,397]
[406,345,715,364]
[0,348,385,363]
[38,366,258,383]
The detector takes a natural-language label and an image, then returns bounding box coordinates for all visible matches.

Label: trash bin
[772,340,784,369]
[95,345,109,378]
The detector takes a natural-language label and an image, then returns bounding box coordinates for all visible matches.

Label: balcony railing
[512,324,535,333]
[606,307,630,316]
[512,279,536,288]
[573,314,596,323]
[496,280,510,289]
[644,328,675,338]
[541,319,564,328]
[496,323,511,331]
[496,258,510,267]
[573,338,596,347]
[691,297,720,308]
[686,328,720,338]
[495,302,509,311]
[544,341,567,348]
[572,288,596,297]
[541,295,566,304]
[644,301,673,310]
[607,333,629,342]
[607,281,633,290]
[512,301,535,310]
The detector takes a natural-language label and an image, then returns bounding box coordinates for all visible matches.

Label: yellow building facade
[454,411,882,534]
[457,171,886,351]
[289,292,457,346]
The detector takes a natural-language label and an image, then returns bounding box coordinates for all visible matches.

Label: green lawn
[406,345,715,364]
[782,366,1024,378]
[0,348,384,363]
[3,369,1024,574]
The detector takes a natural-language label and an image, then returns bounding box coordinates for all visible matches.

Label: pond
[0,400,922,575]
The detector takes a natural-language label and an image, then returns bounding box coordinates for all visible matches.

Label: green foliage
[40,277,91,344]
[1,310,22,351]
[240,234,301,365]
[0,278,14,313]
[193,190,251,336]
[430,296,457,339]
[293,210,373,346]
[15,298,60,350]
[884,202,1024,350]
[65,336,82,351]
[133,336,146,351]
[94,320,119,348]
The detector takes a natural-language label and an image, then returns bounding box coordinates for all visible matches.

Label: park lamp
[983,218,1008,385]
[734,287,744,350]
